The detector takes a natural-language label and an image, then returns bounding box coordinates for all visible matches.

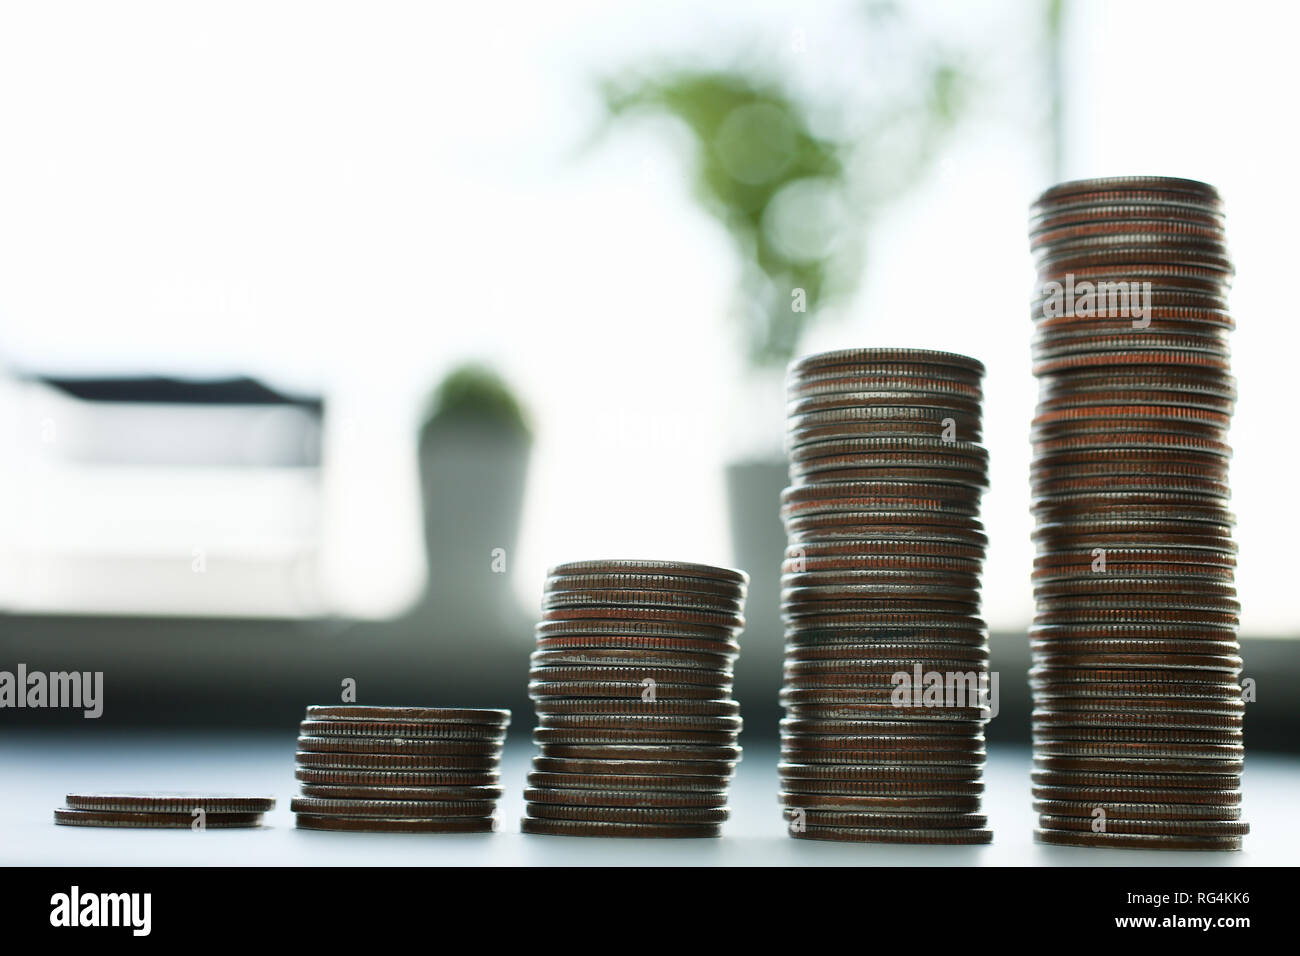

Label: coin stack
[779,348,993,844]
[55,793,274,828]
[292,705,509,833]
[522,559,747,838]
[1028,175,1247,850]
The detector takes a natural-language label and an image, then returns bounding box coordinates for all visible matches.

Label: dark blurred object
[32,373,322,467]
[414,364,531,630]
[2,370,325,616]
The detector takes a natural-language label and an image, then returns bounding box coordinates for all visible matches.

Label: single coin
[1034,829,1240,851]
[1030,769,1240,790]
[1038,814,1248,836]
[533,635,740,657]
[790,825,992,844]
[781,776,983,796]
[533,698,739,716]
[780,792,983,812]
[783,808,987,829]
[304,706,510,725]
[545,572,744,598]
[1031,785,1241,806]
[527,665,732,688]
[295,814,495,833]
[528,680,730,701]
[520,817,722,838]
[530,648,738,671]
[538,743,741,762]
[298,720,508,741]
[779,762,983,782]
[298,784,503,801]
[541,588,745,615]
[527,771,730,792]
[63,792,275,813]
[296,736,501,756]
[289,797,497,818]
[523,788,726,809]
[1033,799,1241,821]
[54,809,263,828]
[294,768,500,787]
[523,804,729,825]
[547,559,747,587]
[294,751,501,772]
[531,756,737,777]
[1033,755,1243,774]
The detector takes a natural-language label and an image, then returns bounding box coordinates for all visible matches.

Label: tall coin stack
[780,348,993,844]
[1028,175,1248,850]
[292,705,509,833]
[523,559,747,838]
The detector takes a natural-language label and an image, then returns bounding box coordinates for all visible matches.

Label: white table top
[2,732,1293,866]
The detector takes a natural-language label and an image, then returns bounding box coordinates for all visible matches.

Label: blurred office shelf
[0,372,327,617]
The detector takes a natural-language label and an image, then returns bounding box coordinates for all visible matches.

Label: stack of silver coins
[292,705,509,832]
[779,348,993,844]
[1028,175,1247,850]
[523,559,747,838]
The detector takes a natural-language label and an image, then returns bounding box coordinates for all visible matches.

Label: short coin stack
[1028,175,1248,850]
[523,559,747,838]
[780,348,993,844]
[55,793,274,828]
[292,705,509,832]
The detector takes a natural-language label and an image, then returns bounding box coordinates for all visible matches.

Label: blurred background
[1,0,1296,748]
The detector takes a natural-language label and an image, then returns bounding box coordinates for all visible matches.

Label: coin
[790,826,993,844]
[294,768,501,787]
[294,751,502,772]
[295,814,496,834]
[1034,830,1241,851]
[298,784,504,801]
[289,797,498,818]
[304,706,510,725]
[520,817,722,838]
[63,792,275,813]
[53,809,264,828]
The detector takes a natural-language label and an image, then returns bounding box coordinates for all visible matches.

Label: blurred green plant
[421,363,531,440]
[599,3,971,368]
